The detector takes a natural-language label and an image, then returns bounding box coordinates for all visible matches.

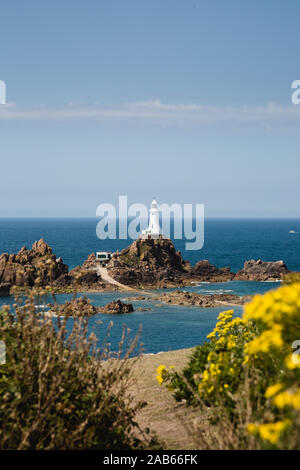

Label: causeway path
[96,266,137,292]
[95,266,158,298]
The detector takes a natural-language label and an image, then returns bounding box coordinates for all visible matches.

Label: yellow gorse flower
[161,282,300,448]
[197,309,257,397]
[273,388,300,410]
[265,383,284,398]
[247,420,290,445]
[156,365,166,373]
[156,374,164,385]
[245,324,283,354]
[244,282,300,330]
[156,364,166,385]
[285,353,300,370]
[244,282,300,444]
[155,364,176,385]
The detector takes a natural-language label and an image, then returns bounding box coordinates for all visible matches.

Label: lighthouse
[141,199,164,239]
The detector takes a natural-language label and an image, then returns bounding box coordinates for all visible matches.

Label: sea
[0,217,299,354]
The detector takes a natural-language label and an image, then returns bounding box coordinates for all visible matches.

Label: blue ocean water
[0,217,299,271]
[0,218,299,353]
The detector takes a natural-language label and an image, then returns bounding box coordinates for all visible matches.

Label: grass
[128,348,200,450]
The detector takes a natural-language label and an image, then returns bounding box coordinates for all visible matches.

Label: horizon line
[0,216,299,220]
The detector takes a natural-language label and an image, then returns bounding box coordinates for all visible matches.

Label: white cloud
[0,100,300,129]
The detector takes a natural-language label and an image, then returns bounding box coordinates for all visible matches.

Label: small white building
[140,199,164,240]
[96,251,112,266]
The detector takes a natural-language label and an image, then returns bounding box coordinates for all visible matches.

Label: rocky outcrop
[67,265,111,291]
[109,238,185,271]
[0,240,117,295]
[0,239,68,290]
[50,297,101,317]
[93,238,292,287]
[105,238,190,288]
[48,298,134,317]
[104,239,236,287]
[100,299,134,314]
[81,253,97,270]
[192,260,235,281]
[0,282,10,297]
[235,259,289,281]
[0,239,110,294]
[156,290,251,308]
[1,238,291,295]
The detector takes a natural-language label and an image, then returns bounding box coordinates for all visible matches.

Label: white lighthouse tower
[141,199,163,239]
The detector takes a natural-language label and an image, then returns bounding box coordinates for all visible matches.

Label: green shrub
[159,311,259,409]
[0,291,157,450]
[158,285,300,449]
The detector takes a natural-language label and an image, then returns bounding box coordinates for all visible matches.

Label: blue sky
[0,0,299,217]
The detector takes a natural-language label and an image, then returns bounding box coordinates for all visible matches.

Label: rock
[3,238,291,294]
[31,239,52,255]
[106,238,187,287]
[68,267,99,285]
[67,265,112,291]
[51,297,100,317]
[53,273,73,287]
[156,290,251,308]
[192,260,235,282]
[105,239,237,287]
[116,238,184,270]
[0,239,68,292]
[81,253,97,269]
[100,299,134,314]
[67,253,119,291]
[0,282,10,297]
[235,259,289,281]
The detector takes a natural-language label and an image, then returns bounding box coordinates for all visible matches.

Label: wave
[200,289,234,294]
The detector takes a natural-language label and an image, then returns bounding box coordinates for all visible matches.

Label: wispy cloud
[0,100,300,129]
